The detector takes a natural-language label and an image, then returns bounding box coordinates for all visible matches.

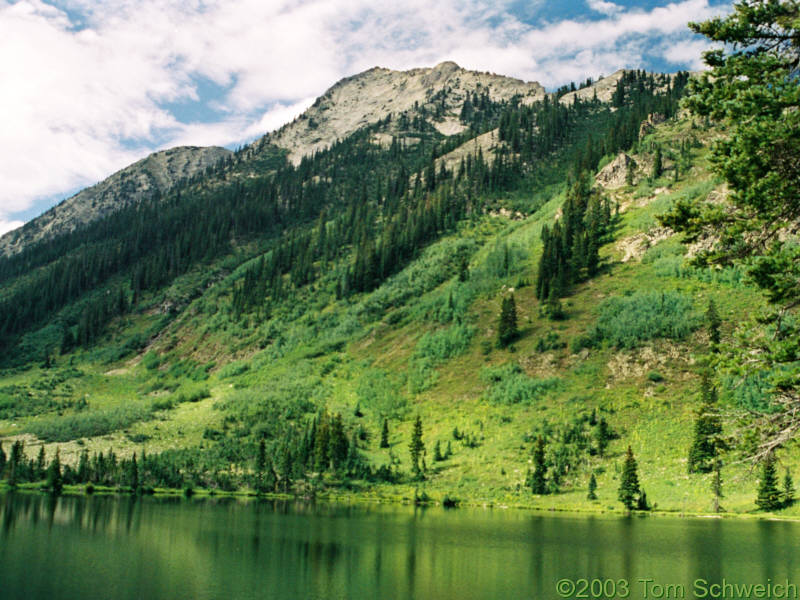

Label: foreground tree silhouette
[662,0,800,461]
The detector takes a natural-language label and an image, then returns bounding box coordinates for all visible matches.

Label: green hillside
[0,68,796,516]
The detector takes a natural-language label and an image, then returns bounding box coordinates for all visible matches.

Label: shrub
[481,363,560,405]
[577,291,698,350]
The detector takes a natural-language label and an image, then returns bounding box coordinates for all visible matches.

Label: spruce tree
[46,448,63,496]
[35,446,46,480]
[595,417,611,457]
[756,453,782,511]
[433,440,443,462]
[618,446,641,510]
[587,473,598,500]
[530,436,547,495]
[409,415,425,478]
[380,419,390,449]
[783,469,795,507]
[706,299,722,348]
[497,293,519,348]
[688,372,723,473]
[711,458,723,513]
[0,442,5,478]
[652,145,663,179]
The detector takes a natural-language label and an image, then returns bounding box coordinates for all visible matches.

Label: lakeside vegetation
[1,0,799,520]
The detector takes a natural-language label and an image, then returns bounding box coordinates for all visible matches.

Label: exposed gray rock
[0,145,231,256]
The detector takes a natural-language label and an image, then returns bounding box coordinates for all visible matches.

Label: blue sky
[0,0,731,234]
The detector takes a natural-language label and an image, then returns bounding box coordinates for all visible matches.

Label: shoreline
[2,481,798,523]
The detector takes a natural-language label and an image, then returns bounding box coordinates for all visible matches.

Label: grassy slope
[1,113,796,517]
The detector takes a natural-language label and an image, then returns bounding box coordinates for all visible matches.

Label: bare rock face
[0,146,231,256]
[267,61,546,165]
[596,153,635,189]
[639,113,667,139]
[559,69,629,105]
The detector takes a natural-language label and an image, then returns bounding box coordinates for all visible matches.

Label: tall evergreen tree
[0,441,5,478]
[35,446,46,480]
[756,453,782,511]
[587,473,598,500]
[409,415,425,478]
[380,419,390,449]
[530,436,547,495]
[497,293,519,348]
[618,446,641,510]
[783,468,795,507]
[711,458,723,513]
[652,145,663,178]
[46,448,63,496]
[688,372,723,473]
[706,299,722,347]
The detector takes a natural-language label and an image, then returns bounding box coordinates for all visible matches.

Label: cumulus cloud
[0,0,730,232]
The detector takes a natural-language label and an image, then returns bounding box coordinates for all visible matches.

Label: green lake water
[1,493,799,600]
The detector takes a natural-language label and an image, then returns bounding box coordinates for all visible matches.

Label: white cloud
[0,0,729,229]
[587,0,624,16]
[0,220,24,237]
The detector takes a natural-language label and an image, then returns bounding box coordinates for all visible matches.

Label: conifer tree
[595,417,612,457]
[706,299,722,348]
[587,473,598,500]
[380,418,390,449]
[409,415,425,478]
[530,436,547,495]
[688,372,723,473]
[618,446,641,510]
[255,439,267,493]
[0,442,5,478]
[35,446,46,480]
[127,453,139,492]
[652,145,663,179]
[637,489,650,511]
[711,458,723,513]
[497,293,519,348]
[46,448,63,496]
[783,468,795,507]
[433,440,443,462]
[756,453,782,511]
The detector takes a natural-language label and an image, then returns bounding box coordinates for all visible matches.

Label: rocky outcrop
[559,69,630,105]
[0,146,231,256]
[596,153,636,189]
[267,61,546,165]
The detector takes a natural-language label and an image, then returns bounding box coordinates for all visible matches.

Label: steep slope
[267,61,546,164]
[0,145,232,257]
[2,66,774,517]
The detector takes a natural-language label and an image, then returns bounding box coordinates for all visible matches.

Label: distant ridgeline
[0,70,688,366]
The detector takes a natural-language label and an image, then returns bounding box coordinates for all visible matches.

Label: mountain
[267,61,546,164]
[1,63,779,516]
[0,145,231,257]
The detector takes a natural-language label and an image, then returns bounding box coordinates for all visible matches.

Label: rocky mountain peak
[267,61,547,164]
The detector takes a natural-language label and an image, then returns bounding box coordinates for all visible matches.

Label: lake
[1,493,798,600]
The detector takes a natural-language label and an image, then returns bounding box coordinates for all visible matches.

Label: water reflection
[0,493,798,600]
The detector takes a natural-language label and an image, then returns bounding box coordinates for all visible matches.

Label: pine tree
[711,458,723,513]
[637,489,650,511]
[688,372,723,473]
[127,453,139,492]
[595,417,612,457]
[652,146,663,179]
[706,299,722,348]
[497,293,519,348]
[587,473,598,500]
[756,453,782,511]
[35,446,46,480]
[409,415,425,478]
[255,439,268,493]
[433,440,443,462]
[783,469,795,507]
[380,419,390,449]
[0,442,5,478]
[530,436,547,495]
[618,446,641,510]
[46,448,63,496]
